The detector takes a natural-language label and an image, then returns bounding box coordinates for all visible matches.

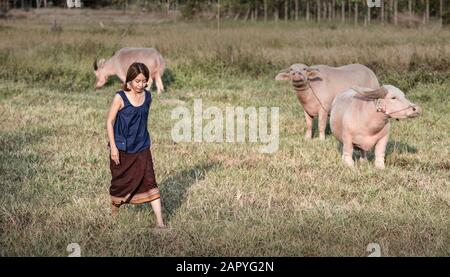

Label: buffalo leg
[304,111,313,139]
[318,109,328,140]
[342,135,354,167]
[360,150,367,162]
[374,133,389,169]
[155,73,164,94]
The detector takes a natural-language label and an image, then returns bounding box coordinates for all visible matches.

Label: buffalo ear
[275,72,290,81]
[355,87,389,99]
[306,69,320,80]
[93,59,98,71]
[98,58,106,67]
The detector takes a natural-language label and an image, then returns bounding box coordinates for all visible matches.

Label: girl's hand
[111,146,120,165]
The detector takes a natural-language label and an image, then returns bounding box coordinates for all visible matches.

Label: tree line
[1,0,448,25]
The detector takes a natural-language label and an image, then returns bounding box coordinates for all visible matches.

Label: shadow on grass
[129,161,220,220]
[0,127,53,193]
[161,162,219,220]
[336,140,418,161]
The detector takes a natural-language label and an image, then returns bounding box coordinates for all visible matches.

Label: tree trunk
[341,1,345,22]
[295,0,299,20]
[440,0,443,26]
[317,0,321,22]
[394,0,398,25]
[332,0,336,20]
[349,0,352,22]
[381,0,384,24]
[422,4,426,25]
[264,0,268,22]
[285,0,288,22]
[354,1,358,25]
[175,0,178,22]
[426,0,430,23]
[408,0,412,25]
[367,5,371,25]
[244,7,251,22]
[328,1,332,21]
[306,1,310,21]
[217,0,220,30]
[387,0,391,24]
[122,0,128,13]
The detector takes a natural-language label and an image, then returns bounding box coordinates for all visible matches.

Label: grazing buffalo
[94,47,165,94]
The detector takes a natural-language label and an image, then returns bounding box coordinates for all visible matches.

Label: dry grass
[0,9,449,256]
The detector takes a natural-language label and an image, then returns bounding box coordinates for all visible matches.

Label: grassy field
[0,9,449,256]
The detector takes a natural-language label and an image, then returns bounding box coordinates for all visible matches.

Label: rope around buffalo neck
[386,105,416,116]
[307,82,330,115]
[375,98,416,116]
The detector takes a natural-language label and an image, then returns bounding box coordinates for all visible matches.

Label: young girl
[106,62,165,228]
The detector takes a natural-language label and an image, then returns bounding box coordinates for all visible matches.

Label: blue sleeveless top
[114,90,152,153]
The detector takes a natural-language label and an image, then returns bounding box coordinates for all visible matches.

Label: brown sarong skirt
[110,148,160,207]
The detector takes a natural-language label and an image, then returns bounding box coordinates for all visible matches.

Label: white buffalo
[276,63,379,140]
[94,47,165,94]
[330,85,421,169]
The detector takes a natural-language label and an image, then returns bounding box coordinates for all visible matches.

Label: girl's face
[129,73,148,93]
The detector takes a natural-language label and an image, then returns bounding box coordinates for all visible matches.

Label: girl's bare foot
[152,224,169,234]
[111,204,119,217]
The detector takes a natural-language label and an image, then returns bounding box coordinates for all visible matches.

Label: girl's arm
[106,94,123,165]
